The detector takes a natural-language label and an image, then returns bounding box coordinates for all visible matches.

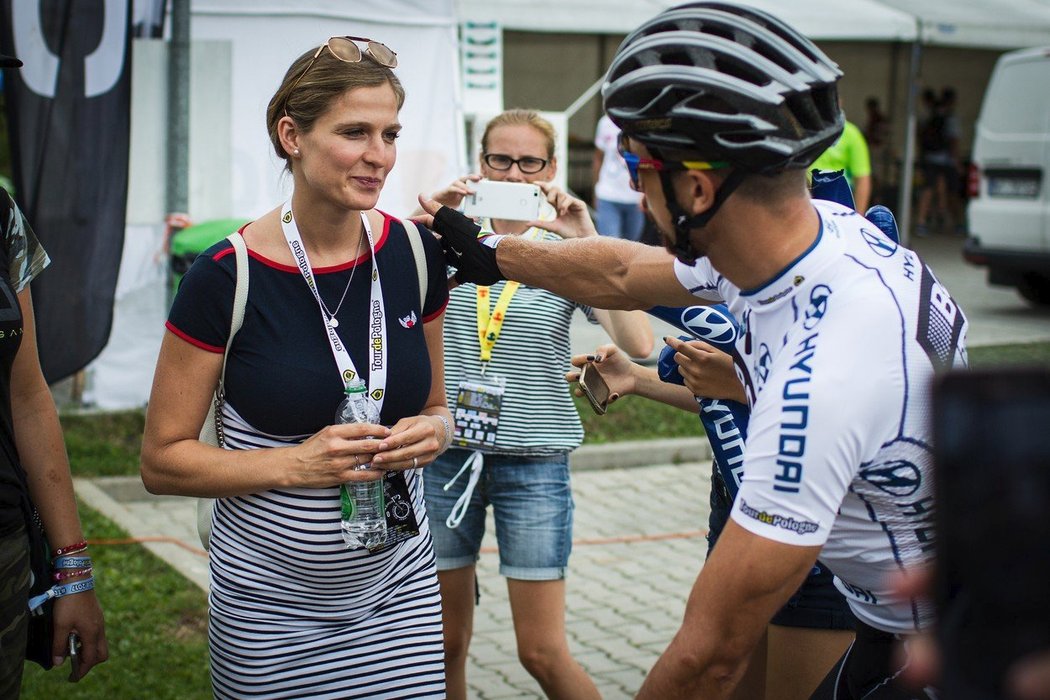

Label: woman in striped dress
[421,109,653,699]
[141,37,452,699]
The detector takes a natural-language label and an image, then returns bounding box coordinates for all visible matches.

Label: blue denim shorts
[708,462,856,631]
[423,448,574,580]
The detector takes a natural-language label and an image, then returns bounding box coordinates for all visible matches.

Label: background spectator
[592,115,645,240]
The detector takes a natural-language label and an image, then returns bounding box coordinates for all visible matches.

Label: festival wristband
[52,540,88,558]
[53,555,93,569]
[28,576,95,613]
[53,567,93,582]
[478,234,506,249]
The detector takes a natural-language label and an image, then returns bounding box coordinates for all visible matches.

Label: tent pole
[166,0,191,307]
[898,31,922,245]
[564,76,604,121]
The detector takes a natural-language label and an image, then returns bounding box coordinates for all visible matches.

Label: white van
[965,46,1050,306]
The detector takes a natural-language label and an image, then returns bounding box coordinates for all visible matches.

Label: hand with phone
[567,344,641,413]
[577,362,612,414]
[531,182,598,239]
[68,632,81,682]
[52,591,107,681]
[426,173,483,211]
[461,180,544,222]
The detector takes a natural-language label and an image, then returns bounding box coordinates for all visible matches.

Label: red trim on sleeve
[165,321,225,353]
[422,296,449,323]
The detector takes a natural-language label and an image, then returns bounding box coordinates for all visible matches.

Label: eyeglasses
[617,133,727,191]
[482,153,550,174]
[286,36,398,101]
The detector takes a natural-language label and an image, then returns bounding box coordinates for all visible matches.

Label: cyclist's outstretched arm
[638,521,820,700]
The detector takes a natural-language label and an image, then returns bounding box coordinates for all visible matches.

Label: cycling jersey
[674,200,968,634]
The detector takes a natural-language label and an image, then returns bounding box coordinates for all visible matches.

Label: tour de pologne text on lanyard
[475,228,542,364]
[280,201,387,412]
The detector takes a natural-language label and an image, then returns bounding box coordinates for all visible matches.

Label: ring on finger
[412,456,418,469]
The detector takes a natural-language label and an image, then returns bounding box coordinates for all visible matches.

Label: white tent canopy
[454,0,918,41]
[456,0,1050,47]
[879,0,1050,49]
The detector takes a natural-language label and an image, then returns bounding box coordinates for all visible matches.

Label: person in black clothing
[915,87,963,236]
[0,53,107,695]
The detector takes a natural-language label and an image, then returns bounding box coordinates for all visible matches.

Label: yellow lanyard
[476,281,521,362]
[475,228,541,363]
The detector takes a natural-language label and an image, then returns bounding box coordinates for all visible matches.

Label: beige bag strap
[197,232,249,551]
[219,232,249,399]
[402,218,428,309]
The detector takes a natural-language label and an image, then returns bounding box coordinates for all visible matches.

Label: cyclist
[420,4,967,698]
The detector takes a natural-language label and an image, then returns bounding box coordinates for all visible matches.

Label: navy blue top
[167,213,449,437]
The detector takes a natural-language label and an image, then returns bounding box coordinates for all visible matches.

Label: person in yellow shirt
[811,119,872,211]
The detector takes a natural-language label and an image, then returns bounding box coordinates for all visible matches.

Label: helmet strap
[657,169,748,264]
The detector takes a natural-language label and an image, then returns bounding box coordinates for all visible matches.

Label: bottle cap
[344,379,367,395]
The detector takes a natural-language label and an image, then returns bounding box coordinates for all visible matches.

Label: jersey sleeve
[166,241,237,353]
[417,222,450,322]
[2,190,50,291]
[673,257,726,302]
[729,295,903,546]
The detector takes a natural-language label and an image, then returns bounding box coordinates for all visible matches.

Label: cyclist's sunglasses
[287,36,398,99]
[617,132,728,191]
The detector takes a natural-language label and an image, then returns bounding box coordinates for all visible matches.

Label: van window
[980,59,1050,135]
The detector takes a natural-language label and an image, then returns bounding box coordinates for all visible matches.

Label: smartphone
[461,180,542,221]
[932,369,1050,698]
[68,632,81,682]
[578,362,611,415]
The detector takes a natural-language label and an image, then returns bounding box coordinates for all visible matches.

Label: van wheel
[1017,275,1050,306]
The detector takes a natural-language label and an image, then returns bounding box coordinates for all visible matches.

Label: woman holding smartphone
[141,37,452,698]
[421,109,653,699]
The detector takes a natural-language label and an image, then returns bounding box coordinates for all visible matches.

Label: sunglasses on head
[616,132,728,191]
[286,36,398,100]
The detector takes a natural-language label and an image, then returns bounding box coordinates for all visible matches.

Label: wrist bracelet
[52,540,88,558]
[435,415,453,452]
[53,566,93,582]
[53,555,92,569]
[28,576,95,613]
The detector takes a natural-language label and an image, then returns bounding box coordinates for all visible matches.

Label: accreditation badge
[452,375,506,449]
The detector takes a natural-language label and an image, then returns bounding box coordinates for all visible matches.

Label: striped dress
[166,217,449,698]
[208,406,444,699]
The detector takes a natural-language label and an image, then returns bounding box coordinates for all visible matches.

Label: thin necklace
[318,231,364,329]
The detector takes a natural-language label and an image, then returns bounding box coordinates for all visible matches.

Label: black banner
[1,0,132,382]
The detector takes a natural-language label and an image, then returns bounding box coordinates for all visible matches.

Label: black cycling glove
[434,206,507,286]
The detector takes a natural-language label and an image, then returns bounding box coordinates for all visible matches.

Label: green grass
[27,340,1046,696]
[968,341,1050,367]
[59,411,145,477]
[20,504,210,699]
[575,391,703,444]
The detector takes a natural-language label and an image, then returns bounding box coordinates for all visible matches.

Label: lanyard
[280,201,387,413]
[476,281,520,363]
[475,226,541,364]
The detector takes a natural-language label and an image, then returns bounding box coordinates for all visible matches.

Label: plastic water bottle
[335,379,386,550]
